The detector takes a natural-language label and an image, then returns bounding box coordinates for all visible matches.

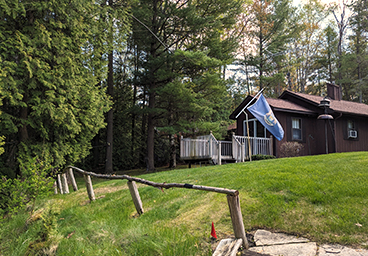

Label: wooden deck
[180,133,273,165]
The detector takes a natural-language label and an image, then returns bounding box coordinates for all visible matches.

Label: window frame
[347,120,358,139]
[291,117,302,141]
[243,119,267,138]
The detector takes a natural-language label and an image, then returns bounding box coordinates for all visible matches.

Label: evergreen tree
[130,0,242,171]
[346,0,368,102]
[0,0,116,177]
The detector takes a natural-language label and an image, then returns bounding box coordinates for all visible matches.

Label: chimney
[326,83,341,100]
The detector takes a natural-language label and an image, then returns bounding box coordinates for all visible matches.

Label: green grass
[1,152,368,255]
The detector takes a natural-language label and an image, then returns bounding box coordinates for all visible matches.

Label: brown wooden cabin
[229,83,368,157]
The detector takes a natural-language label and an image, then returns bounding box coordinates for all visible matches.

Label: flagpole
[245,111,252,161]
[235,88,265,119]
[236,88,265,161]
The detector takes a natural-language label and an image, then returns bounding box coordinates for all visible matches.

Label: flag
[211,222,217,239]
[248,93,284,141]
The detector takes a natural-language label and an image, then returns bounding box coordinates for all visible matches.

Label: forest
[0,0,367,179]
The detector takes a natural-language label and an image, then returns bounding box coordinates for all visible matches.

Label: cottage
[230,83,368,157]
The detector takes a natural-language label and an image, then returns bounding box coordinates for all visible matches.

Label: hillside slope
[1,152,368,255]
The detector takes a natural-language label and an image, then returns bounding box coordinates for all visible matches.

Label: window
[243,119,267,138]
[347,120,357,138]
[292,118,302,140]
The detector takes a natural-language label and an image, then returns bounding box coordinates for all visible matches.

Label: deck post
[232,133,236,162]
[241,143,245,162]
[127,181,144,215]
[218,141,222,165]
[84,174,95,201]
[227,194,249,249]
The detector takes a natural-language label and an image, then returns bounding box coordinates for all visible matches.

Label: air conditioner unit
[348,130,357,138]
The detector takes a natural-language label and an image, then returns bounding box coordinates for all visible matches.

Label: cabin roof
[266,98,315,114]
[280,90,368,117]
[230,93,315,120]
[230,90,368,120]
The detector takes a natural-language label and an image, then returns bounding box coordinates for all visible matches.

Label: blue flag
[248,94,284,141]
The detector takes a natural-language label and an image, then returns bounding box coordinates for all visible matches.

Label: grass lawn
[1,152,368,255]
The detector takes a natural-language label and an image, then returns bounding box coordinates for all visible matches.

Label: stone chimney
[326,83,341,100]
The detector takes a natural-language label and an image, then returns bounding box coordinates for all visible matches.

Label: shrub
[0,158,54,217]
[280,142,304,157]
[251,154,276,161]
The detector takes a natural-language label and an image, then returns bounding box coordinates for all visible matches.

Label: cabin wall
[235,110,335,157]
[234,110,368,158]
[272,112,330,157]
[335,116,368,152]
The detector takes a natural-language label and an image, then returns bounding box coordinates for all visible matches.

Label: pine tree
[347,0,368,102]
[130,0,241,171]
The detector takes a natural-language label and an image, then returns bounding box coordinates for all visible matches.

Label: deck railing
[234,136,273,158]
[180,134,273,165]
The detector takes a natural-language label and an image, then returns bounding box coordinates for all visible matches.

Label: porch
[180,132,273,165]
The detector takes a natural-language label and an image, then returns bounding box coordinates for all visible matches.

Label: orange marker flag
[211,222,217,239]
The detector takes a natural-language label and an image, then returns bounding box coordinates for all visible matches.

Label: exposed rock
[249,242,317,256]
[254,229,309,246]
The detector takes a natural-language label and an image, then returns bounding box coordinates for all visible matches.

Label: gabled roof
[280,90,368,117]
[229,93,315,120]
[230,90,368,120]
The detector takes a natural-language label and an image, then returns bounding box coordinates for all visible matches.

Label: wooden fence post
[57,174,63,194]
[68,167,78,191]
[53,181,58,194]
[61,173,69,194]
[127,181,144,215]
[83,174,95,201]
[227,194,249,249]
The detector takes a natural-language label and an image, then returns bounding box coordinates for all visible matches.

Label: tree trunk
[146,90,155,172]
[146,2,159,172]
[105,45,114,173]
[169,134,176,168]
[140,88,147,168]
[131,45,138,166]
[259,28,263,90]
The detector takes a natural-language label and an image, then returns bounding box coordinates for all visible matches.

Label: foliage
[25,203,61,256]
[251,154,276,161]
[0,158,53,217]
[0,0,113,177]
[126,0,242,170]
[238,0,299,94]
[279,141,304,157]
